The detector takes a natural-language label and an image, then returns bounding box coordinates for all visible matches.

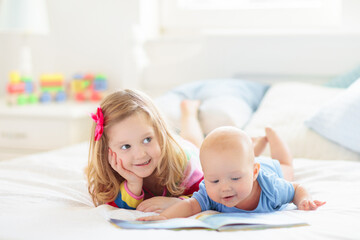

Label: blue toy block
[40,92,52,103]
[73,73,83,80]
[24,82,34,93]
[94,80,107,91]
[55,91,67,102]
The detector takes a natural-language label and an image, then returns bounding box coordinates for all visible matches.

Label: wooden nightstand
[0,100,99,160]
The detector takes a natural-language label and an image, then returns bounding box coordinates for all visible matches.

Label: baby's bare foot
[265,126,293,167]
[252,136,268,156]
[181,100,200,117]
[265,127,282,142]
[265,127,275,137]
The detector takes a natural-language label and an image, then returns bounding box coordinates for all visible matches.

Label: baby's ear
[253,163,260,180]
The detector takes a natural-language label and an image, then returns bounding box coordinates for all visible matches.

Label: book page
[110,210,307,231]
[110,217,212,230]
[198,211,307,230]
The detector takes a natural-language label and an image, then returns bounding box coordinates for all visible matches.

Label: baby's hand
[137,215,167,221]
[297,199,326,210]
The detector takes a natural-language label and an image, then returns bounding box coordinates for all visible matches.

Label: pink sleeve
[178,138,204,196]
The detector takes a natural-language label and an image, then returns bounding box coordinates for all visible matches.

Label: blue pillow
[305,78,360,153]
[172,79,269,111]
[325,66,360,88]
[155,79,269,135]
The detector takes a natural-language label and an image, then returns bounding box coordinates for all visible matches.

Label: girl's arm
[292,183,326,210]
[108,181,144,209]
[108,148,144,209]
[136,196,182,213]
[137,198,202,221]
[136,175,203,213]
[109,148,143,195]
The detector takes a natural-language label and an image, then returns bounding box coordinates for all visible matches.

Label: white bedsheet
[1,142,360,240]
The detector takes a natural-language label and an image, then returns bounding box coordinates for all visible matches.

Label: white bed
[1,81,360,240]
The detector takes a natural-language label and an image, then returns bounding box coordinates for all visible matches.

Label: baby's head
[199,126,260,208]
[200,126,255,170]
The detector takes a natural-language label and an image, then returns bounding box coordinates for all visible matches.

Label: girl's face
[107,112,161,179]
[201,147,256,208]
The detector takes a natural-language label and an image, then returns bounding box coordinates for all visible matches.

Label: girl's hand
[297,199,326,210]
[136,197,182,213]
[137,215,167,221]
[108,148,143,196]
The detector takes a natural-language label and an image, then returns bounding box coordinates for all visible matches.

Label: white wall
[1,0,360,98]
[141,0,360,95]
[142,33,360,95]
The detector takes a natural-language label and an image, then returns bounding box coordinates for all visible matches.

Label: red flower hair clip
[90,107,104,141]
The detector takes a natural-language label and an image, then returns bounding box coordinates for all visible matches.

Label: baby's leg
[252,136,268,157]
[180,100,204,148]
[265,127,294,181]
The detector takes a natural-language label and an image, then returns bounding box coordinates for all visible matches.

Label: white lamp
[0,0,50,76]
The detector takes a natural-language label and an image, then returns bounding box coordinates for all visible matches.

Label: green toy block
[95,74,106,81]
[41,86,65,92]
[28,94,39,104]
[82,80,91,89]
[21,76,33,82]
[17,94,28,105]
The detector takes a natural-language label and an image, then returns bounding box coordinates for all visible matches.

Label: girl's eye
[231,177,241,181]
[143,137,152,144]
[121,144,131,150]
[211,180,219,184]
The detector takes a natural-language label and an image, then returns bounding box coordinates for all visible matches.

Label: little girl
[86,89,203,213]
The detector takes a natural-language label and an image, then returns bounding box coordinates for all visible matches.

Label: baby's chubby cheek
[205,185,219,202]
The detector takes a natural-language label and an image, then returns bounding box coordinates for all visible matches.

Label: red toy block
[84,74,94,80]
[90,91,102,101]
[75,92,85,101]
[7,82,25,94]
[40,81,63,87]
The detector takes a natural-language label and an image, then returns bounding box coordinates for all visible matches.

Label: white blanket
[1,142,360,240]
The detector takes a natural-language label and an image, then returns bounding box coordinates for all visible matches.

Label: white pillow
[156,93,253,135]
[244,82,360,161]
[305,78,360,153]
[199,96,253,134]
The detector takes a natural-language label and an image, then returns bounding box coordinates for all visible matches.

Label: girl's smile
[134,159,151,167]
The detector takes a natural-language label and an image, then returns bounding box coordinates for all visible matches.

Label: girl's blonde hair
[86,89,187,206]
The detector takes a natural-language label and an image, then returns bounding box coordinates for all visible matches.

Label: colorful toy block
[5,71,107,105]
[6,71,38,105]
[39,74,67,103]
[69,73,108,102]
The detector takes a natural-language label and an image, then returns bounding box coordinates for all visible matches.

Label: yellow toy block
[9,71,21,83]
[40,74,64,82]
[71,80,83,93]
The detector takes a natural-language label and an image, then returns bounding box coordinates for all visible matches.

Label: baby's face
[201,147,255,208]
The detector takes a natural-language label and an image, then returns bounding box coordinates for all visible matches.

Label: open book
[110,211,308,231]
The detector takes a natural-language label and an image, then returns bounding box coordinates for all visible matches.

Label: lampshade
[0,0,49,35]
